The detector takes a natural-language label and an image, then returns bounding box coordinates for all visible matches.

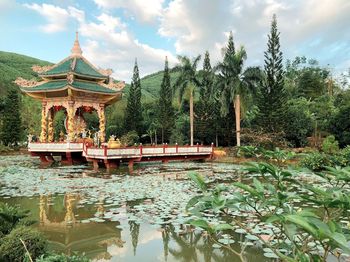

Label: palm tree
[174,55,201,146]
[216,46,262,147]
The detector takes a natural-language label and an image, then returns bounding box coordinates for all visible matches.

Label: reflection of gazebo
[15,32,124,143]
[38,194,123,258]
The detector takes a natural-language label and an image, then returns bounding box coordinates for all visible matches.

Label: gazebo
[15,32,124,144]
[15,33,214,169]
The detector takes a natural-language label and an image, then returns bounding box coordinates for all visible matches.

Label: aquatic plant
[186,162,350,261]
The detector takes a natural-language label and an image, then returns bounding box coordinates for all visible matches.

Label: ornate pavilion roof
[20,79,122,94]
[15,32,124,100]
[39,57,108,79]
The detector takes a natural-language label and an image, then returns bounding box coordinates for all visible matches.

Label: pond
[0,154,272,261]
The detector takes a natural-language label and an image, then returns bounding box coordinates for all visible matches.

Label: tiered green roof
[40,57,108,79]
[16,32,124,98]
[21,80,118,94]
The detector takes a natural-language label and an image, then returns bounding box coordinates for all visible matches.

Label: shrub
[340,145,350,160]
[0,226,48,262]
[300,152,329,171]
[328,154,348,167]
[36,253,90,262]
[322,135,339,154]
[0,203,30,235]
[120,131,139,146]
[329,105,350,147]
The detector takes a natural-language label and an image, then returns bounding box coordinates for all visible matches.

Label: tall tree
[158,56,174,143]
[124,59,143,134]
[0,89,22,146]
[257,14,286,132]
[196,51,216,144]
[174,55,201,146]
[216,33,262,146]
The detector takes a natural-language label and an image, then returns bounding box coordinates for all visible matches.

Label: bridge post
[103,145,107,157]
[176,143,178,153]
[93,159,99,171]
[128,160,134,174]
[211,142,214,159]
[197,143,199,152]
[39,155,49,164]
[62,152,72,165]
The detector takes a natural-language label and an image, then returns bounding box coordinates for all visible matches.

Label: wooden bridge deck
[28,142,214,171]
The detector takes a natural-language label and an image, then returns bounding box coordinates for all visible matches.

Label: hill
[0,51,51,95]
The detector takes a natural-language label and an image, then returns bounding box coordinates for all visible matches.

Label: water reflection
[1,193,269,261]
[0,155,270,261]
[36,194,122,258]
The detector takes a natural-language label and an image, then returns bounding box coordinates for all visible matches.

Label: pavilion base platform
[28,142,214,172]
[29,142,86,165]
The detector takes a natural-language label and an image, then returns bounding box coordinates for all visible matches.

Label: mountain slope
[0,51,51,95]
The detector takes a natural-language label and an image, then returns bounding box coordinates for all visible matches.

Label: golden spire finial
[71,31,83,57]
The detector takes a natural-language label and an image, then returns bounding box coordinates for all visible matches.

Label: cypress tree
[158,56,174,143]
[124,59,143,134]
[200,51,213,99]
[197,51,216,144]
[258,14,286,132]
[0,89,22,146]
[224,31,235,61]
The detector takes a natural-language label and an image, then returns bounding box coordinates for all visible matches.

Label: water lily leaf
[264,252,279,258]
[214,224,233,231]
[218,238,235,245]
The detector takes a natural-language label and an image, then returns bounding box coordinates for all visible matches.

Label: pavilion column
[67,101,75,141]
[40,102,47,142]
[99,104,106,143]
[47,108,54,142]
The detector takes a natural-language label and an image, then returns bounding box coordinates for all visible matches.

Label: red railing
[83,143,214,159]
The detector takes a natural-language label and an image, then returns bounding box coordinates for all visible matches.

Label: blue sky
[0,0,349,81]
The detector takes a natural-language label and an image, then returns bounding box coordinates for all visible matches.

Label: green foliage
[157,57,174,143]
[329,104,350,147]
[196,51,217,144]
[322,135,339,154]
[187,162,350,261]
[0,226,48,262]
[0,89,22,146]
[283,98,313,147]
[36,253,90,262]
[0,144,13,153]
[238,146,296,164]
[124,59,143,134]
[120,131,139,146]
[169,114,189,145]
[0,202,31,236]
[0,51,51,95]
[257,14,286,132]
[300,152,329,171]
[53,111,66,140]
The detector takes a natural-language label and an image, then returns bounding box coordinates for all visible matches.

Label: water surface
[0,154,270,261]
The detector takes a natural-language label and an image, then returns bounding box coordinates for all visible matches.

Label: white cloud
[78,12,176,80]
[159,0,350,71]
[22,0,350,81]
[93,0,164,23]
[23,3,176,81]
[159,0,233,61]
[24,3,70,33]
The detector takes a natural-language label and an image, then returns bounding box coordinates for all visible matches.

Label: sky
[0,0,349,82]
